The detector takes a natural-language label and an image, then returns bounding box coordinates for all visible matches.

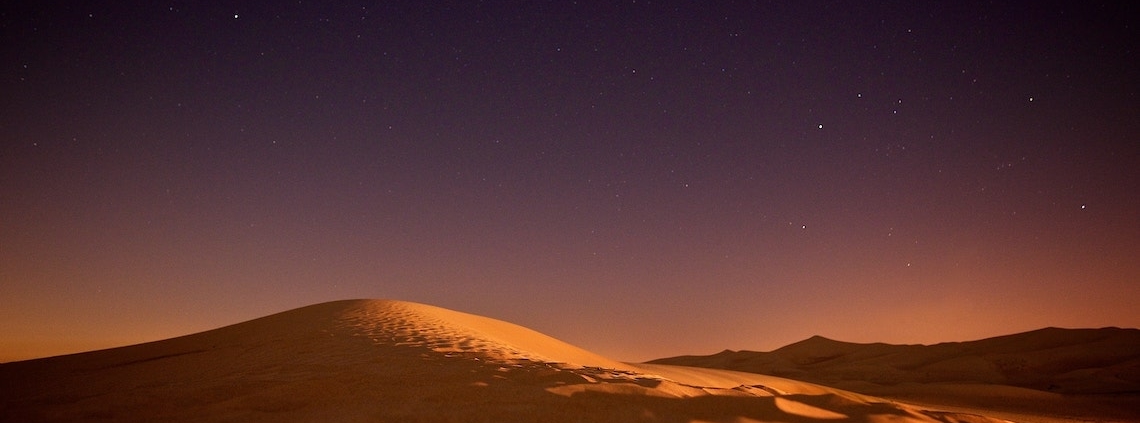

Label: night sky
[2,1,1137,363]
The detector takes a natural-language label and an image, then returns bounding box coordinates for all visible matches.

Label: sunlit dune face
[0,299,1020,423]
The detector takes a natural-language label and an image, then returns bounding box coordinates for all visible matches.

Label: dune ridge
[338,299,632,370]
[652,328,1140,422]
[0,299,1005,423]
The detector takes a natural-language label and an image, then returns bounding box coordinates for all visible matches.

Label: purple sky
[2,1,1137,362]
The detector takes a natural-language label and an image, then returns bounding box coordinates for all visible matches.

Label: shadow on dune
[651,327,1140,422]
[0,300,1006,423]
[1,341,995,423]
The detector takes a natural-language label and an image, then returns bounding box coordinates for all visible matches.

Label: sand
[0,299,1008,422]
[653,329,1140,423]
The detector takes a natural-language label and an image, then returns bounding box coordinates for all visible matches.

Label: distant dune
[651,328,1140,423]
[1,299,1005,423]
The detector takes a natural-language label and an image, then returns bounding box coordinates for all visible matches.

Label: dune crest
[2,299,1005,422]
[338,300,632,370]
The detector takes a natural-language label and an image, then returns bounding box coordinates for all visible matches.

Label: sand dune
[1,299,1004,423]
[652,328,1140,423]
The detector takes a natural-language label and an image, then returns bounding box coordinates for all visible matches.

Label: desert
[5,2,1138,422]
[3,299,1136,422]
[653,327,1140,423]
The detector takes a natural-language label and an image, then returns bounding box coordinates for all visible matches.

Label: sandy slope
[1,299,1003,423]
[652,329,1140,423]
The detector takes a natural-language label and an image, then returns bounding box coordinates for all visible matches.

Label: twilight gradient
[2,1,1137,362]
